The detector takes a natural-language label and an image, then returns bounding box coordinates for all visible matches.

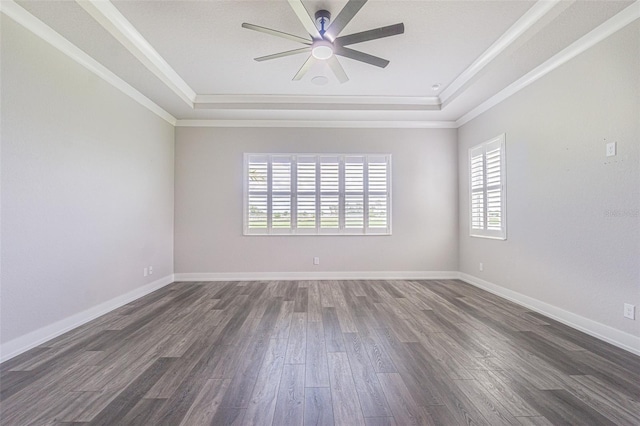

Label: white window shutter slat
[367,159,388,230]
[244,153,391,235]
[297,160,316,229]
[469,135,506,239]
[247,158,268,231]
[345,159,364,230]
[320,160,340,229]
[271,160,292,231]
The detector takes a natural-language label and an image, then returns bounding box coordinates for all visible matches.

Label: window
[244,154,391,235]
[469,134,506,239]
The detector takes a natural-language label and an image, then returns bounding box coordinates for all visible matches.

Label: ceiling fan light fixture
[311,40,334,60]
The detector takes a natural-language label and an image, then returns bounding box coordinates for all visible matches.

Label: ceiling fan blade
[325,0,367,41]
[255,47,312,62]
[242,23,312,45]
[335,46,389,68]
[335,23,404,46]
[293,55,318,80]
[287,0,321,39]
[327,56,349,84]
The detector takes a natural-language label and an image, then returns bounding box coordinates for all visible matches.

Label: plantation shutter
[271,156,292,233]
[344,156,365,231]
[468,135,506,239]
[320,156,340,231]
[470,146,485,231]
[485,139,503,232]
[296,156,317,232]
[244,154,391,235]
[367,156,390,232]
[246,155,269,234]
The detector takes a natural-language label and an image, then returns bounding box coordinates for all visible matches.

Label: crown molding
[439,0,561,106]
[456,1,640,127]
[194,94,441,110]
[76,0,196,107]
[175,119,457,129]
[0,0,177,125]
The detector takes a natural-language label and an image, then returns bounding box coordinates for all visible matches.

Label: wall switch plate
[143,267,148,277]
[313,257,320,265]
[149,266,153,275]
[479,262,484,272]
[606,142,617,157]
[624,303,635,320]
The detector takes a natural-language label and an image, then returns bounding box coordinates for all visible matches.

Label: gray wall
[175,127,458,275]
[0,17,175,345]
[458,22,639,336]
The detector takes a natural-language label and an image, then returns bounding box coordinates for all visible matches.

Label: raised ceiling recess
[3,0,637,126]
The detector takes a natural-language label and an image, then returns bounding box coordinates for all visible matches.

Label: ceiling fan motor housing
[314,10,331,34]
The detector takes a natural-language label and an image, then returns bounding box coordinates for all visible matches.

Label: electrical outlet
[143,267,148,277]
[149,266,153,275]
[313,257,320,265]
[479,262,484,272]
[624,303,635,320]
[606,142,616,157]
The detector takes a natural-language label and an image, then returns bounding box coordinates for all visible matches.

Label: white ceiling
[8,0,638,125]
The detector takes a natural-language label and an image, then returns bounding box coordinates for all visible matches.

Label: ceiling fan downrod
[314,10,331,36]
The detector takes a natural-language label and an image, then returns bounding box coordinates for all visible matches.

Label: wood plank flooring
[1,279,639,425]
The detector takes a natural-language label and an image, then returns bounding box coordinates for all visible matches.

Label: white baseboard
[0,274,175,363]
[3,271,637,363]
[458,272,640,356]
[174,270,459,282]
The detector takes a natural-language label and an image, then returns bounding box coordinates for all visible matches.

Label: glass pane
[297,162,316,192]
[297,195,316,229]
[368,195,387,228]
[248,162,267,191]
[368,162,387,192]
[320,195,339,228]
[486,188,501,230]
[272,195,291,228]
[320,162,339,192]
[345,162,363,192]
[272,162,291,192]
[248,194,267,229]
[345,195,363,228]
[471,192,484,229]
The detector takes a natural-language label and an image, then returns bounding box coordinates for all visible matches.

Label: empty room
[1,0,639,424]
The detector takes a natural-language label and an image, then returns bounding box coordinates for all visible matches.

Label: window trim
[243,153,392,236]
[468,134,507,240]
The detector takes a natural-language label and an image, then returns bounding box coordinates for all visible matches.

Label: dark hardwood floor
[1,279,639,425]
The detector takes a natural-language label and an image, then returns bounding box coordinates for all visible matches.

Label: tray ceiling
[5,0,638,125]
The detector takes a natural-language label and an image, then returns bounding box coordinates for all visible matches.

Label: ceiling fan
[242,0,404,83]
